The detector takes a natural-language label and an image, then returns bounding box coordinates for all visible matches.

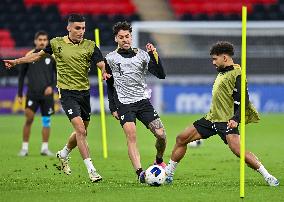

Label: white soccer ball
[188,139,203,148]
[145,165,166,186]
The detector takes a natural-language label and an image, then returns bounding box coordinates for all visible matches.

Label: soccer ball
[145,165,166,186]
[188,139,203,148]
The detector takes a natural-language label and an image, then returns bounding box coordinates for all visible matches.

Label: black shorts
[117,99,159,128]
[193,117,239,144]
[25,94,54,116]
[59,89,91,121]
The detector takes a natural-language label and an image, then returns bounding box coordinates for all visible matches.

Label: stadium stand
[0,0,140,47]
[169,0,284,21]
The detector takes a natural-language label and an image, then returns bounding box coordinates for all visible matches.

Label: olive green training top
[204,64,260,124]
[43,36,103,91]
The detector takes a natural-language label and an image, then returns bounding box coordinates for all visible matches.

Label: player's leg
[136,100,167,167]
[56,89,81,175]
[122,122,142,175]
[39,95,54,156]
[117,102,143,181]
[68,91,102,182]
[165,118,216,183]
[71,117,90,159]
[226,134,279,186]
[148,118,166,167]
[18,96,38,156]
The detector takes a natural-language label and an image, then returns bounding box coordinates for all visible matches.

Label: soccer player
[105,22,167,183]
[4,14,110,183]
[165,41,279,186]
[17,31,56,157]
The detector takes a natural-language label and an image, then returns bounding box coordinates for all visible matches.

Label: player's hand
[112,111,119,120]
[18,97,23,104]
[3,59,17,69]
[44,86,53,96]
[102,71,112,80]
[146,43,156,52]
[227,119,238,129]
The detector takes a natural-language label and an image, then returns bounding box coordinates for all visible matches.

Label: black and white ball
[145,165,166,186]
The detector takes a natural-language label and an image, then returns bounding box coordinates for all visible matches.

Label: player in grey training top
[105,46,151,104]
[105,21,167,183]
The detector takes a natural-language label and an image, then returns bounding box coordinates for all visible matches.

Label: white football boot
[41,149,54,157]
[18,149,28,157]
[56,151,71,175]
[265,175,279,187]
[89,170,102,183]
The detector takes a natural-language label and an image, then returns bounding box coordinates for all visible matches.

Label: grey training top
[105,48,151,104]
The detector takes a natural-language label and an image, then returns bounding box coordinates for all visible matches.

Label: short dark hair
[68,14,85,23]
[113,21,132,36]
[34,31,48,40]
[210,41,234,56]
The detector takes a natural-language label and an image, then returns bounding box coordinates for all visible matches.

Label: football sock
[166,159,178,175]
[136,168,143,177]
[60,145,71,159]
[84,158,96,173]
[257,165,271,178]
[22,142,28,151]
[156,156,164,164]
[41,142,48,152]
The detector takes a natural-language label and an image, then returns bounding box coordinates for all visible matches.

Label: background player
[165,41,279,187]
[105,21,167,183]
[4,14,110,183]
[17,31,56,157]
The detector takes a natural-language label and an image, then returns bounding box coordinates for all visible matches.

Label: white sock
[60,145,71,159]
[165,159,178,175]
[22,142,28,151]
[84,158,96,173]
[257,165,270,178]
[41,142,48,151]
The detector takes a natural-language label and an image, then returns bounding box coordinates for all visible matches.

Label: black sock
[136,168,143,177]
[156,156,163,164]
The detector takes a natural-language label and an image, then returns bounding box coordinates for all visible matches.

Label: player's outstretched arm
[3,50,46,69]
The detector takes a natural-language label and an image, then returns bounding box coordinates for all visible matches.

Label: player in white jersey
[105,22,167,183]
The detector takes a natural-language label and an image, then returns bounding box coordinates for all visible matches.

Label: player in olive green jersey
[4,14,110,183]
[165,41,279,187]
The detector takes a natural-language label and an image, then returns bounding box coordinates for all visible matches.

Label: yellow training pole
[240,6,247,198]
[94,28,108,159]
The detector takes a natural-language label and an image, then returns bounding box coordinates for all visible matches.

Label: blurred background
[0,0,284,115]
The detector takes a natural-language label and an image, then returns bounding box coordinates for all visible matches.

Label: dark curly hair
[210,41,234,56]
[113,21,132,36]
[68,14,85,24]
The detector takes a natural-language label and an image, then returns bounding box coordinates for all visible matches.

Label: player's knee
[155,128,166,140]
[176,133,188,146]
[42,116,51,128]
[25,117,34,125]
[76,126,86,137]
[126,132,137,143]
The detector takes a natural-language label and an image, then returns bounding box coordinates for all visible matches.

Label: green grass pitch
[0,114,283,201]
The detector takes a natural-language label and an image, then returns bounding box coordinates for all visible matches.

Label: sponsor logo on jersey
[48,108,53,115]
[28,100,33,106]
[45,58,51,65]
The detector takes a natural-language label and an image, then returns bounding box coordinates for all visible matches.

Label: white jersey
[105,48,151,104]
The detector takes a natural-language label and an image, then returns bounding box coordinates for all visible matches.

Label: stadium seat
[0,29,15,48]
[169,0,278,21]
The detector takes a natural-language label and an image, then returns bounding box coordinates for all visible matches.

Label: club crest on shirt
[45,58,51,65]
